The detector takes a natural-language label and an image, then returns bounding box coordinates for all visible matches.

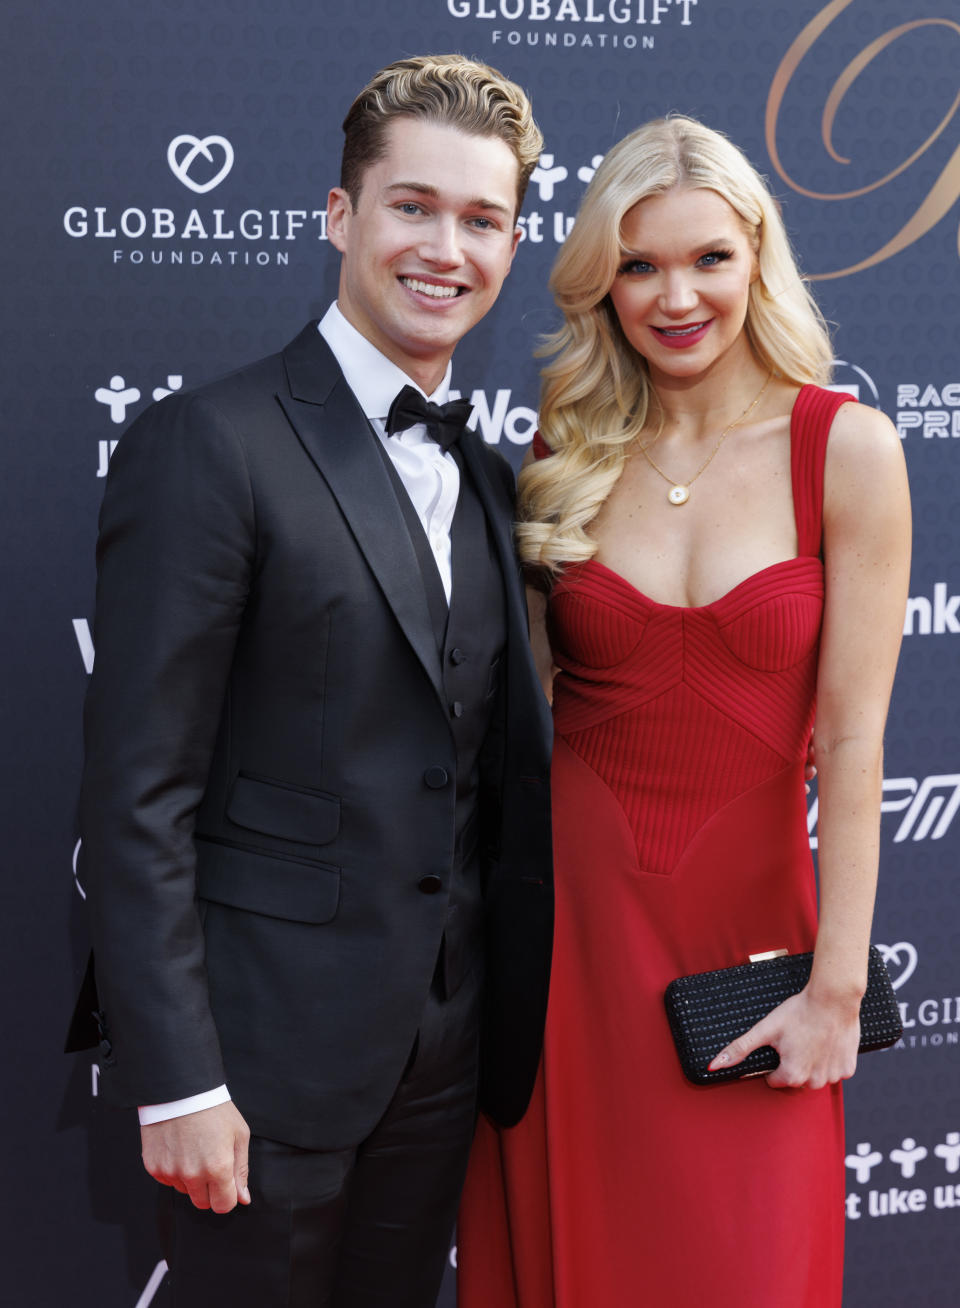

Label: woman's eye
[697,250,733,267]
[620,259,653,276]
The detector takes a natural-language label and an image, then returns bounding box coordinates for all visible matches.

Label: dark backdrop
[2,1,958,1303]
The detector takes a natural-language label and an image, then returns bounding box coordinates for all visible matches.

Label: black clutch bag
[664,944,902,1086]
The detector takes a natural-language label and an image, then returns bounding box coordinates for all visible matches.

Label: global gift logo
[875,942,918,991]
[167,134,235,194]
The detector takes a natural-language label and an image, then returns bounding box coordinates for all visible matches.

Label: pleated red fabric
[458,386,852,1308]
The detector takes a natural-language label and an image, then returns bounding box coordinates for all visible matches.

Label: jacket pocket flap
[196,840,340,924]
[227,774,341,845]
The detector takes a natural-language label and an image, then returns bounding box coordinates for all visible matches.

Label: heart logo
[167,135,235,194]
[876,941,918,991]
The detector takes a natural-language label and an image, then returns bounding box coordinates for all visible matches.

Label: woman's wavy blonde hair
[517,115,834,575]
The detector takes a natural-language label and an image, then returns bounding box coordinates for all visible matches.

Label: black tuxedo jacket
[75,323,553,1149]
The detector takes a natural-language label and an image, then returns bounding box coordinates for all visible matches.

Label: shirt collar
[318,303,452,423]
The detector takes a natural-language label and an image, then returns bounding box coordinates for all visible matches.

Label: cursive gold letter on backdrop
[766,0,960,278]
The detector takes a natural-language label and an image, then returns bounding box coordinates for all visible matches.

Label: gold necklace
[639,374,772,506]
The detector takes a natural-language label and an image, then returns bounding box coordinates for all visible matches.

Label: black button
[418,874,443,894]
[450,701,464,718]
[98,1038,113,1059]
[424,766,449,789]
[449,647,466,665]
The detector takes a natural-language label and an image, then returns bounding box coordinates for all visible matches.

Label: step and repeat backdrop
[2,0,958,1303]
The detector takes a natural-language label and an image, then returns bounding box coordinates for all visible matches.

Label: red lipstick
[651,320,712,349]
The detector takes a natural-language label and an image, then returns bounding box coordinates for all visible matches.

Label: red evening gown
[458,385,852,1308]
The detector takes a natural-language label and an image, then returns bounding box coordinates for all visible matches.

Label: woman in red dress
[458,116,910,1307]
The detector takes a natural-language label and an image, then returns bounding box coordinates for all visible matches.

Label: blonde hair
[341,54,543,215]
[517,115,834,574]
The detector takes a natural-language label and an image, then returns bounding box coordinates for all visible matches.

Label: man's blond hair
[340,54,542,215]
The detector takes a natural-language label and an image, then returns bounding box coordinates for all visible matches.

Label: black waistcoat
[376,439,507,996]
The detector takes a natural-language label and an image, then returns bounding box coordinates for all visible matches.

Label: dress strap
[532,430,552,461]
[790,385,854,557]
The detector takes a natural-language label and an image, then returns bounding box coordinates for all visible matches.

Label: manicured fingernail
[710,1052,729,1069]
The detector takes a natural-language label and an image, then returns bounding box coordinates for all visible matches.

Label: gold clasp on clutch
[748,948,789,963]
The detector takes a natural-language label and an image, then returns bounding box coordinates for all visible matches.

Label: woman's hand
[707,986,861,1089]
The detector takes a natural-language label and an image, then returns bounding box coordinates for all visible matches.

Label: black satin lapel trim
[277,379,445,704]
[282,321,339,404]
[458,435,525,620]
[459,435,554,746]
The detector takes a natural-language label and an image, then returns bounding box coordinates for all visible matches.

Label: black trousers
[158,963,481,1308]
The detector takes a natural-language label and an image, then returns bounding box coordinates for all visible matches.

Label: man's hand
[141,1100,251,1212]
[804,735,817,789]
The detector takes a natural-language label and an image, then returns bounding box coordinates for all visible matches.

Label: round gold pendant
[668,484,690,506]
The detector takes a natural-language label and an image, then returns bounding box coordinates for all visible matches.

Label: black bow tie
[385,385,472,451]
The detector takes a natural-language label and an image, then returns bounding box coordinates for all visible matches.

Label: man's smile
[399,276,466,299]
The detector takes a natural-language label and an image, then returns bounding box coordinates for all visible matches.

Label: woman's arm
[804,400,911,1012]
[711,401,911,1088]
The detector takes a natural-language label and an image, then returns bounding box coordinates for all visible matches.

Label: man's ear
[506,223,523,270]
[326,187,352,254]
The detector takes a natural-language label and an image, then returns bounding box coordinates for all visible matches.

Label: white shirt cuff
[138,1084,231,1125]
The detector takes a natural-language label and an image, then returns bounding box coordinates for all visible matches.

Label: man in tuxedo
[72,54,552,1307]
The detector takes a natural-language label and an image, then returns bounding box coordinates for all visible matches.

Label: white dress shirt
[139,304,464,1125]
[321,302,461,600]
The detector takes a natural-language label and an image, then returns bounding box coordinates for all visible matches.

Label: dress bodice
[543,385,851,876]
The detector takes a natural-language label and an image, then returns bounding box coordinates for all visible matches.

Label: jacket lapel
[458,432,527,633]
[277,324,445,704]
[459,431,554,752]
